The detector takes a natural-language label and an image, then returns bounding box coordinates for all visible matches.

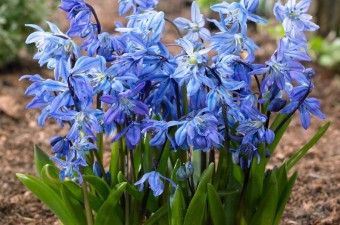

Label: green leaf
[207,184,226,225]
[83,175,110,200]
[144,205,169,225]
[109,140,120,186]
[244,143,266,219]
[268,116,293,155]
[34,145,53,176]
[94,182,127,225]
[250,171,278,225]
[16,173,73,225]
[273,172,298,225]
[183,163,214,225]
[63,181,103,212]
[41,164,61,193]
[286,122,330,171]
[96,133,104,164]
[275,164,288,198]
[61,184,87,225]
[217,189,239,197]
[171,186,186,225]
[158,139,171,175]
[117,172,142,200]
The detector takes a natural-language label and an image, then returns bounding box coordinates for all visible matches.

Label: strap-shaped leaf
[117,171,143,200]
[83,175,111,200]
[268,116,293,155]
[16,173,73,225]
[286,122,330,171]
[250,171,278,225]
[207,184,226,225]
[273,172,298,225]
[41,164,62,194]
[63,181,104,212]
[34,145,53,176]
[244,143,266,218]
[275,163,288,198]
[144,205,168,225]
[94,182,127,225]
[183,163,214,225]
[110,140,120,187]
[61,184,87,225]
[171,186,186,225]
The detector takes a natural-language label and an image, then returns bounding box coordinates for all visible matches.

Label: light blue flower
[172,39,213,96]
[274,0,319,41]
[135,171,176,196]
[174,1,211,41]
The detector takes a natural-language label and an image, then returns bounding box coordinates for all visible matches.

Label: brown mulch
[1,1,339,224]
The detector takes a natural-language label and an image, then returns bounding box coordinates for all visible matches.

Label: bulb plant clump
[18,0,329,225]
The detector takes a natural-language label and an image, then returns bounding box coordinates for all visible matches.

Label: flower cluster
[22,0,324,196]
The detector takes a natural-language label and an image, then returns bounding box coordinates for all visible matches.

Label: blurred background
[1,0,339,71]
[0,1,339,224]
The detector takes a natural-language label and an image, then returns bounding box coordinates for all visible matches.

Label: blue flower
[282,84,325,129]
[210,2,248,34]
[251,39,305,91]
[174,1,211,41]
[87,32,121,61]
[51,156,87,183]
[175,109,223,151]
[240,0,267,23]
[135,171,176,196]
[274,0,319,41]
[210,32,259,62]
[142,120,178,149]
[25,22,79,81]
[51,105,103,140]
[123,10,165,43]
[232,142,260,169]
[60,0,98,47]
[50,136,71,157]
[118,0,159,16]
[172,39,213,96]
[112,122,142,149]
[101,83,149,124]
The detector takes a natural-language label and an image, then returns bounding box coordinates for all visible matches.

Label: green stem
[96,133,104,163]
[181,85,189,115]
[82,180,94,225]
[237,169,250,225]
[164,17,183,38]
[118,126,125,175]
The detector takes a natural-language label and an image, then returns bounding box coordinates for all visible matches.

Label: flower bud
[176,162,194,181]
[93,161,103,178]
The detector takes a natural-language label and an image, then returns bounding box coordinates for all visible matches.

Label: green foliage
[18,118,330,225]
[309,36,340,71]
[0,0,51,67]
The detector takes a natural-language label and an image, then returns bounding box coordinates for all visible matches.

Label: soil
[0,1,339,225]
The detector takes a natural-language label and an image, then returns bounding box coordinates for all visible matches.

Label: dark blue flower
[175,109,223,151]
[142,120,178,149]
[112,122,142,149]
[101,83,149,124]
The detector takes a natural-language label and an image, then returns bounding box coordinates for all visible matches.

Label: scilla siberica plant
[18,0,329,225]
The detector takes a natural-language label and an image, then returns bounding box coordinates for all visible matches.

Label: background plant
[0,0,53,68]
[18,0,329,225]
